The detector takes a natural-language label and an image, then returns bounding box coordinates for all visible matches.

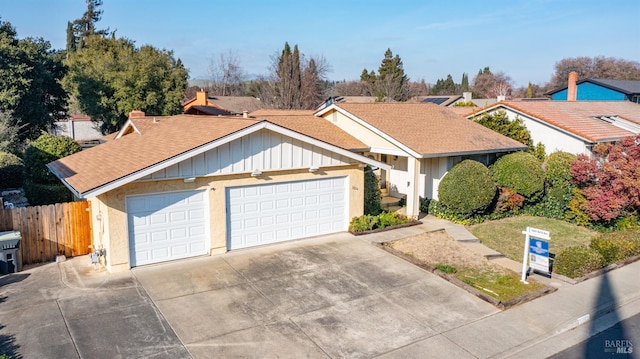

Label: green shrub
[544,152,577,188]
[349,212,411,233]
[438,160,496,217]
[23,133,82,184]
[590,231,640,265]
[0,151,24,189]
[554,246,606,278]
[364,165,382,215]
[23,181,74,206]
[565,188,591,226]
[490,152,544,202]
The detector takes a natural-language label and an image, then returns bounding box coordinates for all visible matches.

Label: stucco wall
[93,166,363,272]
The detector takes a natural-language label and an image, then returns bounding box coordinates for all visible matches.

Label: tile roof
[48,115,258,196]
[333,103,527,156]
[251,113,368,151]
[479,101,640,142]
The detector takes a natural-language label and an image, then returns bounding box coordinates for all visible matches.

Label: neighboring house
[546,71,640,103]
[182,90,263,115]
[466,101,640,156]
[52,114,104,147]
[313,103,528,218]
[47,111,387,272]
[419,95,461,106]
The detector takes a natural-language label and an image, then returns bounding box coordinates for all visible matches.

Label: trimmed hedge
[590,230,640,265]
[0,151,24,189]
[490,152,544,202]
[23,181,74,206]
[438,160,496,217]
[544,151,577,188]
[364,165,382,215]
[349,212,412,233]
[554,246,606,278]
[24,133,82,184]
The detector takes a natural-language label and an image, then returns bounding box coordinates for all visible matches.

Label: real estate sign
[520,227,551,283]
[529,237,550,274]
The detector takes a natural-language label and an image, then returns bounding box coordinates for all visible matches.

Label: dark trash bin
[0,231,22,274]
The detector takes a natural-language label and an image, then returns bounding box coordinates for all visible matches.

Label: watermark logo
[604,339,633,354]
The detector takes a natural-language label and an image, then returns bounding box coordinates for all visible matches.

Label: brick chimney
[567,71,578,101]
[196,90,208,105]
[129,110,145,118]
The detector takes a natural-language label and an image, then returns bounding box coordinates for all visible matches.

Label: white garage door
[227,177,347,250]
[127,190,209,267]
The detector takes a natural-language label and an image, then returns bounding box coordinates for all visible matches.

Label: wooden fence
[0,201,92,265]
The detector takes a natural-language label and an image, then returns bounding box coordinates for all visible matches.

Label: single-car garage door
[227,177,347,250]
[127,190,209,267]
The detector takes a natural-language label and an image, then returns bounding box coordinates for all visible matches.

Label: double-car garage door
[227,177,347,250]
[127,177,347,266]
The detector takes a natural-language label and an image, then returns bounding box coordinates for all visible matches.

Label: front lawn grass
[469,215,598,261]
[455,267,544,301]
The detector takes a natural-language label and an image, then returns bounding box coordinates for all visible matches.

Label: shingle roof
[333,103,527,156]
[184,105,233,116]
[48,115,258,195]
[546,78,640,96]
[207,96,263,113]
[480,101,640,142]
[48,113,369,196]
[589,79,640,94]
[251,113,368,151]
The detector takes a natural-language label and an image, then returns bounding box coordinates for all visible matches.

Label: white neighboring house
[52,114,103,145]
[464,101,640,156]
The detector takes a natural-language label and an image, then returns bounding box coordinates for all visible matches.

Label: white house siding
[497,109,591,156]
[138,129,353,181]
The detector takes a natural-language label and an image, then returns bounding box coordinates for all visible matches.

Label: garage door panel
[128,190,208,267]
[227,177,347,250]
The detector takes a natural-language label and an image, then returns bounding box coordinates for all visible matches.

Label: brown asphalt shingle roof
[473,101,640,142]
[48,115,258,195]
[49,114,368,196]
[333,103,527,156]
[251,113,368,151]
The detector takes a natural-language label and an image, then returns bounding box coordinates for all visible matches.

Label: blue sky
[2,0,639,87]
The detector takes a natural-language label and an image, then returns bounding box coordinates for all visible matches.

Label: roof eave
[420,146,528,159]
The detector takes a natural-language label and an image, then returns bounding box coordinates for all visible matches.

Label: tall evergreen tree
[301,58,325,109]
[526,82,533,98]
[274,42,302,109]
[461,72,470,92]
[373,48,408,102]
[68,0,108,52]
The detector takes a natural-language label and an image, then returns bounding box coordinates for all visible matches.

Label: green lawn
[468,216,598,261]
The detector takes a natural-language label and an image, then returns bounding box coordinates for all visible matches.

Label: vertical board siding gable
[137,129,353,181]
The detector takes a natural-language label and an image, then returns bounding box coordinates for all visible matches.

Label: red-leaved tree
[571,136,640,221]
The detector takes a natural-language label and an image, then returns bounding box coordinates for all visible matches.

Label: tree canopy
[549,56,640,90]
[0,20,67,143]
[361,49,409,102]
[63,36,188,133]
[571,136,640,222]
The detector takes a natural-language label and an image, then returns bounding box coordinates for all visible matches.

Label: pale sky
[2,0,639,87]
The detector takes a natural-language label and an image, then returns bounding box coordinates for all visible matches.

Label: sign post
[521,227,551,283]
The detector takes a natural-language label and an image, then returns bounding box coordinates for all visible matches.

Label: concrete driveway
[133,233,499,358]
